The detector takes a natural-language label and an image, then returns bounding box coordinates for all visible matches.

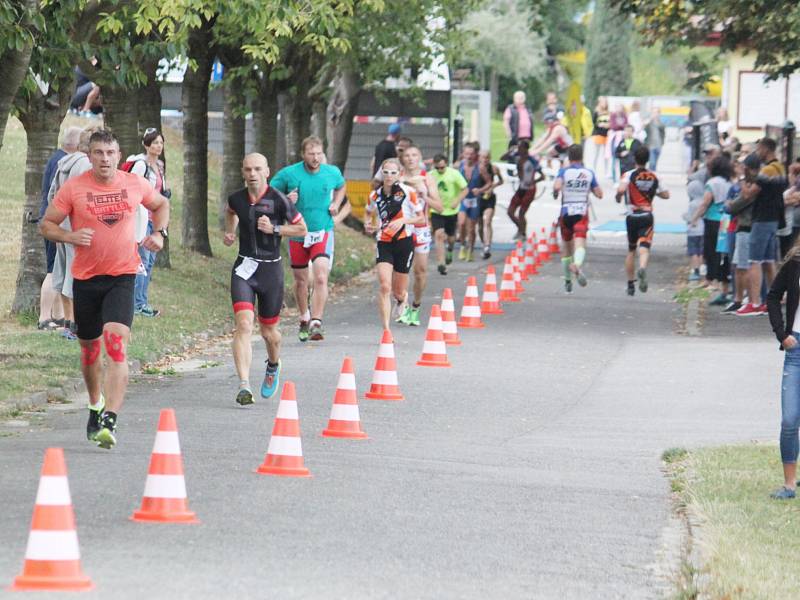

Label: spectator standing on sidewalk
[370,124,401,178]
[765,238,800,499]
[684,180,705,282]
[503,91,534,145]
[615,125,643,175]
[589,96,610,177]
[722,155,758,314]
[644,107,665,171]
[738,138,788,316]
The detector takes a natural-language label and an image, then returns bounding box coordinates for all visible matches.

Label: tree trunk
[0,0,36,155]
[12,85,71,314]
[253,93,279,163]
[285,89,303,165]
[275,91,289,170]
[181,21,214,256]
[219,83,245,229]
[326,68,362,172]
[489,68,499,113]
[310,100,327,140]
[102,84,140,160]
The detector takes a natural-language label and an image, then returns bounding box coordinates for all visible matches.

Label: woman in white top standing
[131,128,169,317]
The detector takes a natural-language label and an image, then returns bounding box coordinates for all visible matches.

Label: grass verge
[666,444,800,598]
[0,116,374,406]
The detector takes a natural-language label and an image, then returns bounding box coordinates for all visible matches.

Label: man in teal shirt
[270,136,348,341]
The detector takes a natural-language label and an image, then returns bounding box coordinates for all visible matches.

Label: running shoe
[396,306,411,324]
[445,246,454,265]
[95,412,117,450]
[564,279,573,294]
[721,301,742,315]
[309,320,324,341]
[575,269,587,287]
[735,303,763,316]
[482,249,491,260]
[86,395,105,442]
[407,307,421,326]
[236,386,254,406]
[458,246,467,261]
[688,270,701,282]
[708,293,729,306]
[261,360,281,399]
[755,303,768,315]
[392,297,408,321]
[61,328,77,341]
[627,282,635,297]
[770,486,796,500]
[466,249,473,262]
[298,320,310,342]
[135,304,160,317]
[437,264,447,276]
[637,268,647,293]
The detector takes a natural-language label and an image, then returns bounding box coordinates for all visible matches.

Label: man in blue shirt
[270,136,348,341]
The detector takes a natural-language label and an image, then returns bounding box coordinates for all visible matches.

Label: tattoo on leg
[103,331,126,363]
[80,339,101,366]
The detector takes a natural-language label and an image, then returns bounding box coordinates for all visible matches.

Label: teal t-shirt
[431,167,468,216]
[270,162,345,236]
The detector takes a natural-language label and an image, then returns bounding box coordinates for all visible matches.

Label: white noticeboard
[738,72,787,128]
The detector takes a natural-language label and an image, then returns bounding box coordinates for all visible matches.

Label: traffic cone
[538,227,550,261]
[416,304,451,367]
[257,381,311,477]
[499,256,520,302]
[549,221,560,254]
[10,448,93,591]
[365,330,404,401]
[131,409,198,523]
[458,276,486,328]
[524,242,538,276]
[516,241,529,281]
[322,357,368,439]
[481,266,504,314]
[532,232,543,266]
[440,288,462,346]
[511,253,524,293]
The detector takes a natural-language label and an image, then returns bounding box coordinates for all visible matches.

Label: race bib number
[566,203,585,216]
[304,230,325,248]
[415,227,432,245]
[234,257,259,280]
[463,197,478,209]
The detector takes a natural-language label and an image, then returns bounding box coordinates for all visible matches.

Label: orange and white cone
[322,357,368,439]
[532,232,543,266]
[481,266,504,314]
[257,381,312,477]
[131,409,198,523]
[10,448,93,591]
[516,241,529,281]
[549,221,560,254]
[524,242,538,276]
[499,256,520,302]
[416,304,451,367]
[441,288,462,346]
[511,253,524,293]
[458,276,486,328]
[365,329,404,401]
[538,227,550,261]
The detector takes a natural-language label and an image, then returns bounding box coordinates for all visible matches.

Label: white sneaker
[392,297,408,321]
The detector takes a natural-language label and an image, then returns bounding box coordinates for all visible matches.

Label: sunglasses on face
[144,127,159,136]
[383,169,400,175]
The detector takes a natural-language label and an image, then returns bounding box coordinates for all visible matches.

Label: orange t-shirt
[53,170,157,280]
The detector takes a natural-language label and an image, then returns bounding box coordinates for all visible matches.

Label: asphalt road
[0,142,782,599]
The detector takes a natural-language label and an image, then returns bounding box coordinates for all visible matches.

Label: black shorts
[376,237,414,274]
[430,213,457,237]
[70,81,95,110]
[626,213,654,251]
[231,257,284,325]
[73,274,135,340]
[479,195,496,213]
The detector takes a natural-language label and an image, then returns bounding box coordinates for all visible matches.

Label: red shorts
[508,187,536,215]
[289,231,333,269]
[560,213,589,242]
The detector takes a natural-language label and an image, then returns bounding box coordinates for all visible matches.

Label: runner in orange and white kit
[615,145,670,296]
[365,158,425,330]
[553,144,603,294]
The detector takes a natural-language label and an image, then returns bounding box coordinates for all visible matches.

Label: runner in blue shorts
[457,142,482,261]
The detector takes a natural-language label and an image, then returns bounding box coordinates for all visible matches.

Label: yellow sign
[563,81,585,144]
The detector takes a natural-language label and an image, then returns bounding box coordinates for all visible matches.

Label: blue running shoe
[261,360,281,399]
[770,486,796,500]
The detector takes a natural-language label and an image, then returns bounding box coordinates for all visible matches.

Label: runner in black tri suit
[224,153,307,405]
[615,145,670,296]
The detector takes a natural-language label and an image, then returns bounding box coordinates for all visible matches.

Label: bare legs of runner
[377,262,409,330]
[293,257,330,322]
[232,310,281,382]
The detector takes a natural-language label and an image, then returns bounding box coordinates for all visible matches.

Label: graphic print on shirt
[626,169,659,212]
[367,183,419,243]
[85,189,132,228]
[558,165,598,217]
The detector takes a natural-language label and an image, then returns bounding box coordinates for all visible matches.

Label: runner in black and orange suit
[615,145,670,296]
[365,157,425,330]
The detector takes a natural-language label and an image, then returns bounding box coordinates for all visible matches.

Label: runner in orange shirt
[39,130,170,449]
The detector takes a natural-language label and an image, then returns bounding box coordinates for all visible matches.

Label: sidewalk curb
[686,297,702,336]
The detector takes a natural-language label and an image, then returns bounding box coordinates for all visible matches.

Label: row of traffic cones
[9,223,563,591]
